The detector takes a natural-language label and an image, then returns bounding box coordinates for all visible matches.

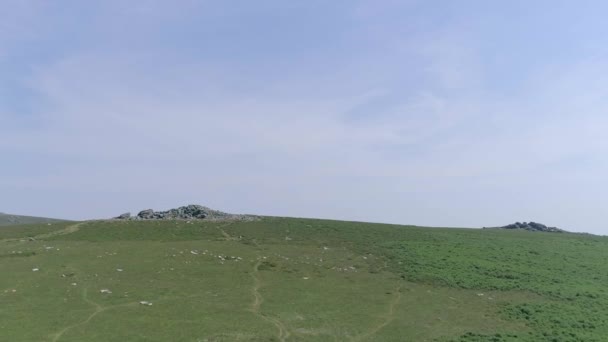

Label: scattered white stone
[302,277,309,280]
[477,293,484,296]
[45,247,54,250]
[100,289,112,294]
[71,283,78,286]
[190,250,199,255]
[116,268,123,272]
[139,301,153,306]
[32,268,39,272]
[323,247,329,250]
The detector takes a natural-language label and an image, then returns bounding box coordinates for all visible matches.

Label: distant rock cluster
[493,221,566,233]
[113,205,256,222]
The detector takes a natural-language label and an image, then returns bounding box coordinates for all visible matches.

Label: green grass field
[1,218,606,341]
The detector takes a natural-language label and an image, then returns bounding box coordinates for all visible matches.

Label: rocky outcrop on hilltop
[492,221,566,233]
[113,205,256,222]
[115,213,131,220]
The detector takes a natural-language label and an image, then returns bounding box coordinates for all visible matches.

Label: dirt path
[1,222,84,244]
[51,288,137,342]
[250,260,264,312]
[354,286,402,341]
[35,222,84,240]
[216,222,238,241]
[80,288,102,311]
[249,259,290,341]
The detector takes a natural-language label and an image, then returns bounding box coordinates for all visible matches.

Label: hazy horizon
[3,1,608,234]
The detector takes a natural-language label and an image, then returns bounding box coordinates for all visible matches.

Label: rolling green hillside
[0,212,67,226]
[1,218,606,341]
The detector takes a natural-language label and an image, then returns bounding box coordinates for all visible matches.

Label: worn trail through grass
[249,258,290,341]
[36,223,83,240]
[51,288,137,342]
[216,222,237,241]
[354,285,402,341]
[1,222,83,244]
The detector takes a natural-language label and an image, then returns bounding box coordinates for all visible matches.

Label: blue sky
[2,1,608,233]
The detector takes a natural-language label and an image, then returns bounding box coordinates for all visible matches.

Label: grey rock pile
[494,221,565,233]
[113,204,256,222]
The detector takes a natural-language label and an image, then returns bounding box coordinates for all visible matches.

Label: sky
[2,1,608,234]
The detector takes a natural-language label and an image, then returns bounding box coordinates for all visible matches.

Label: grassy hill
[1,217,606,341]
[0,212,67,226]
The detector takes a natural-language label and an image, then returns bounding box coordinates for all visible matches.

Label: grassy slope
[0,218,606,341]
[0,213,67,226]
